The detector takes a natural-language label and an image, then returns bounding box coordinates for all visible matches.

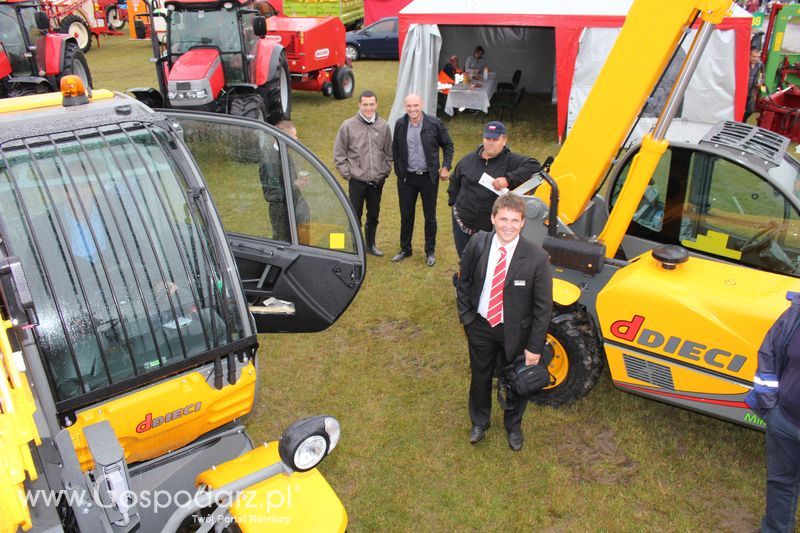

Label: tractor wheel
[529,303,604,408]
[106,5,126,31]
[229,94,266,163]
[332,66,355,100]
[59,15,92,53]
[262,52,291,125]
[345,44,359,62]
[58,42,93,90]
[230,93,266,121]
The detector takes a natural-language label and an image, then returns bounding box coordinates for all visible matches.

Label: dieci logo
[136,402,202,433]
[610,315,746,372]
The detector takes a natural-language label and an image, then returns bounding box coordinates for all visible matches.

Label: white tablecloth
[444,75,498,116]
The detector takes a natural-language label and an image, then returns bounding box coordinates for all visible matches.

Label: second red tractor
[129,0,354,124]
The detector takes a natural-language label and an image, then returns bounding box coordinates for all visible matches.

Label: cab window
[609,147,800,276]
[610,149,671,234]
[0,5,29,74]
[181,119,358,253]
[0,124,245,409]
[681,153,800,275]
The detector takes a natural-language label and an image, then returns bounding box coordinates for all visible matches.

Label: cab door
[166,111,365,333]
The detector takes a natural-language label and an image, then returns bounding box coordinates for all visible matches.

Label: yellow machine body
[0,319,41,533]
[65,362,257,470]
[596,252,795,426]
[196,443,348,532]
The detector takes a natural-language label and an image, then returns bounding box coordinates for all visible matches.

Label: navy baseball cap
[483,121,507,139]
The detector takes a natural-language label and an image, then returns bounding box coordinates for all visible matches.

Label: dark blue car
[345,17,398,61]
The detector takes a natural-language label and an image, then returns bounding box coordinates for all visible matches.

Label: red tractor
[130,0,291,123]
[0,0,92,97]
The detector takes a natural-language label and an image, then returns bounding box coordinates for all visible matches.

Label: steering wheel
[740,222,781,254]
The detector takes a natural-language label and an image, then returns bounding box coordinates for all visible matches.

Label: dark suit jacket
[457,231,553,360]
[392,112,455,184]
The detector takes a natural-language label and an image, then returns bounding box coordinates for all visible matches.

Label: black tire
[345,44,359,61]
[530,303,604,408]
[229,94,266,163]
[229,93,265,121]
[106,5,126,31]
[59,15,92,53]
[58,42,93,90]
[262,52,291,125]
[332,66,355,99]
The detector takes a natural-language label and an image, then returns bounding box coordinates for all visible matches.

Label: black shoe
[507,430,523,452]
[425,253,436,267]
[469,423,489,444]
[367,244,384,257]
[391,250,411,262]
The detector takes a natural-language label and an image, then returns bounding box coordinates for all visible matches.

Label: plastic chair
[494,87,525,123]
[497,69,522,93]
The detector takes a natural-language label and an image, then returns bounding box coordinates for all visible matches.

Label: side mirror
[253,16,267,37]
[35,11,50,31]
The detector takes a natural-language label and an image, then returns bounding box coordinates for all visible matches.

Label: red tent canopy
[365,0,411,25]
[397,0,752,142]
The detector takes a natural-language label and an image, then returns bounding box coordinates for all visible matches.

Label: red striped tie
[486,246,507,327]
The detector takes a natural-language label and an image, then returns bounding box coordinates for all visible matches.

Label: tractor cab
[138,0,290,123]
[0,1,49,77]
[167,0,255,84]
[0,0,92,97]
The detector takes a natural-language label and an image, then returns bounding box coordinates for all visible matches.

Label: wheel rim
[107,7,123,30]
[345,46,357,61]
[70,22,89,49]
[544,334,569,389]
[279,67,289,114]
[342,73,354,95]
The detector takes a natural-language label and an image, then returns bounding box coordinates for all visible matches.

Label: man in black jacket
[457,193,552,451]
[448,122,539,257]
[391,93,455,267]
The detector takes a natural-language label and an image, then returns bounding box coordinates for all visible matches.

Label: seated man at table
[465,46,486,75]
[443,55,461,79]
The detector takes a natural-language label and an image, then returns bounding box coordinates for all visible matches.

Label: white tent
[389,0,752,141]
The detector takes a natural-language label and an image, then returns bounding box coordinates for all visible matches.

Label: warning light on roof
[60,75,89,107]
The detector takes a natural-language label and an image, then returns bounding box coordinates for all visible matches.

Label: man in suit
[456,193,552,451]
[391,93,454,267]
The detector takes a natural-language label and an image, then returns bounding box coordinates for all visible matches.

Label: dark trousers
[452,211,474,259]
[398,172,438,254]
[762,407,800,533]
[465,316,528,433]
[348,179,384,232]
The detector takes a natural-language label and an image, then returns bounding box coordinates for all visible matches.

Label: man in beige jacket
[333,90,393,256]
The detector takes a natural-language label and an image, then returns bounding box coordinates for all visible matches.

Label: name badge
[514,280,526,287]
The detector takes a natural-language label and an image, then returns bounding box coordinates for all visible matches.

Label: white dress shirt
[477,234,519,322]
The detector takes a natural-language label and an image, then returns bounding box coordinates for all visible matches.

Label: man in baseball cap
[447,121,540,257]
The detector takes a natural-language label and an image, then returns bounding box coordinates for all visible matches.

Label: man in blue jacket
[746,291,800,533]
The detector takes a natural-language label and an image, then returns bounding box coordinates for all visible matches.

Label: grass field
[88,36,767,531]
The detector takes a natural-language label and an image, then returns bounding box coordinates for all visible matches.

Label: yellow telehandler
[520,0,799,430]
[0,76,366,531]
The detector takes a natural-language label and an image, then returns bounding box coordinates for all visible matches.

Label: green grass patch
[87,35,768,531]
